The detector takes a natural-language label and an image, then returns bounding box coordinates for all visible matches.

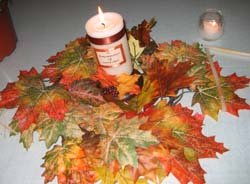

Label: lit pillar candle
[85,7,132,75]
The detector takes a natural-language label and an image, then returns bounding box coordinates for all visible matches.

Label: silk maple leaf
[13,105,39,132]
[127,76,159,112]
[129,18,157,48]
[37,103,95,149]
[117,73,141,99]
[96,165,148,184]
[126,145,169,183]
[69,79,106,106]
[42,99,68,121]
[1,68,72,149]
[91,67,118,87]
[42,140,100,184]
[154,41,207,64]
[0,68,43,132]
[145,58,195,97]
[0,82,19,108]
[139,102,228,184]
[79,102,158,168]
[91,68,141,100]
[193,62,250,120]
[42,38,96,88]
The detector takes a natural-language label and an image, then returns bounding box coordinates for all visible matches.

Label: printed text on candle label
[95,45,125,68]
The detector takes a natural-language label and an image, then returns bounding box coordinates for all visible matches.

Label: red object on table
[0,1,17,61]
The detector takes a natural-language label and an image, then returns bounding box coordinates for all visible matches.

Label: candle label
[94,44,126,68]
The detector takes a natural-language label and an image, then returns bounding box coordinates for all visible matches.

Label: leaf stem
[104,125,121,163]
[197,87,219,100]
[205,48,227,111]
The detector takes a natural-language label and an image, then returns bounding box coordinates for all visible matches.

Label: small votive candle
[199,9,224,41]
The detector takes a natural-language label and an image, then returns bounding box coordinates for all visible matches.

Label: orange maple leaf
[91,67,118,87]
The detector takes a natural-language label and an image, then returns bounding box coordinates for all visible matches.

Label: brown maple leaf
[130,18,157,47]
[146,58,195,97]
[69,79,106,106]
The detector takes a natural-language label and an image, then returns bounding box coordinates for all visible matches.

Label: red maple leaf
[18,67,39,79]
[47,51,64,63]
[171,40,183,48]
[42,99,68,121]
[41,64,59,83]
[14,106,39,132]
[0,82,20,108]
[225,96,250,116]
[226,73,250,90]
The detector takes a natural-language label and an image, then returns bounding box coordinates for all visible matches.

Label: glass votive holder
[199,9,224,41]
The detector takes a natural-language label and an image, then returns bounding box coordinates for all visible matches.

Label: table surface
[0,0,250,184]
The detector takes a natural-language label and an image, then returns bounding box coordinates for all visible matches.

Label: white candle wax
[201,20,223,41]
[85,9,132,76]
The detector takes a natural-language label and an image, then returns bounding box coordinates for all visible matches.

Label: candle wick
[101,22,106,28]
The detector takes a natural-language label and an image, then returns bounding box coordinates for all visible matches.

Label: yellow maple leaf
[117,74,140,99]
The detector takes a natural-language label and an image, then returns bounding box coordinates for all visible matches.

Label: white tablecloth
[1,0,250,183]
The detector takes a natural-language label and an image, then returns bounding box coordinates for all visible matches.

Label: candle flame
[211,20,217,26]
[98,6,105,26]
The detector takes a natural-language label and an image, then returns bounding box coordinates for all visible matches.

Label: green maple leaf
[80,103,123,135]
[38,119,64,148]
[192,84,222,120]
[192,63,250,120]
[62,108,85,139]
[9,120,19,136]
[19,124,36,149]
[102,116,158,167]
[37,104,88,148]
[16,70,45,107]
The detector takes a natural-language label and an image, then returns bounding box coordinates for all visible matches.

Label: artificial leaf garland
[0,19,249,184]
